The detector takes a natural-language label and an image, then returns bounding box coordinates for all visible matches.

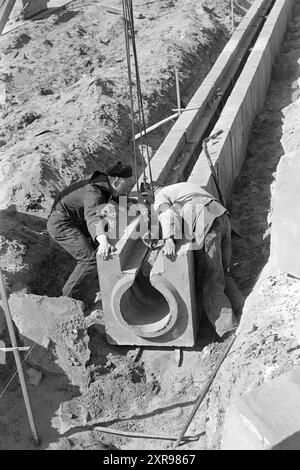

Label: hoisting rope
[122,0,154,199]
[122,0,141,198]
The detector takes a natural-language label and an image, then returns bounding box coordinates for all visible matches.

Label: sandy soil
[3,0,298,452]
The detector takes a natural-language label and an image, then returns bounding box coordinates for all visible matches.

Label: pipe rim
[111,275,179,339]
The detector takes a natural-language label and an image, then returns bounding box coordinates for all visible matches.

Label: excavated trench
[105,0,280,346]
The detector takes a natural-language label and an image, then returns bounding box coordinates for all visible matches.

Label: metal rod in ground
[175,334,237,448]
[0,268,40,447]
[92,426,178,441]
[134,112,179,140]
[175,67,182,116]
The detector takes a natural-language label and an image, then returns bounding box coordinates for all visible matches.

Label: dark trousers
[195,214,244,338]
[47,211,98,302]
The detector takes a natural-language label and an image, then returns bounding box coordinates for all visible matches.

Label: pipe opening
[120,270,171,335]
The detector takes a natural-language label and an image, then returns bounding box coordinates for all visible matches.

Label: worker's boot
[224,273,245,319]
[203,288,238,338]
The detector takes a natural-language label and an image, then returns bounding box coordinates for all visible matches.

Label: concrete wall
[222,368,300,450]
[188,0,295,200]
[270,151,300,278]
[135,0,273,188]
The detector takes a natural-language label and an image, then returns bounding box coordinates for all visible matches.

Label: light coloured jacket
[154,182,226,247]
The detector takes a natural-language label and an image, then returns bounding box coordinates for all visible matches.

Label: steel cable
[127,0,154,196]
[122,0,142,198]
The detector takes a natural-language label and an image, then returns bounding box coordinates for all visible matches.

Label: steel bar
[0,268,40,447]
[0,346,30,352]
[175,334,237,448]
[231,0,235,32]
[134,112,179,140]
[175,67,182,116]
[171,107,200,112]
[93,426,178,441]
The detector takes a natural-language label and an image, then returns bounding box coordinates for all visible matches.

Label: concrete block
[222,367,300,450]
[271,151,300,278]
[98,238,201,347]
[22,0,48,19]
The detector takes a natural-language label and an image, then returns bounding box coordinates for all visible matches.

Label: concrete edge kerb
[188,0,295,199]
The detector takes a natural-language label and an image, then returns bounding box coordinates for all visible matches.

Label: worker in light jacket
[47,162,133,307]
[146,182,244,338]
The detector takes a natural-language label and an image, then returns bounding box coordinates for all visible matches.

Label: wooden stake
[0,268,40,447]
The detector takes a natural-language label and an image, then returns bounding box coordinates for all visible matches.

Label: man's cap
[106,161,133,178]
[90,162,133,183]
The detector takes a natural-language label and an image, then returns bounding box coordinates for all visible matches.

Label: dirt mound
[0,0,233,214]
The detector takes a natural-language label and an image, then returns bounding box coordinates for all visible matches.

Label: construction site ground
[1,0,300,451]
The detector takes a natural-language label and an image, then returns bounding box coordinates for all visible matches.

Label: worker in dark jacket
[47,162,133,305]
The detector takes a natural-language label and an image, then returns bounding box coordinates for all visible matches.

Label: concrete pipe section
[111,269,179,339]
[98,232,201,347]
